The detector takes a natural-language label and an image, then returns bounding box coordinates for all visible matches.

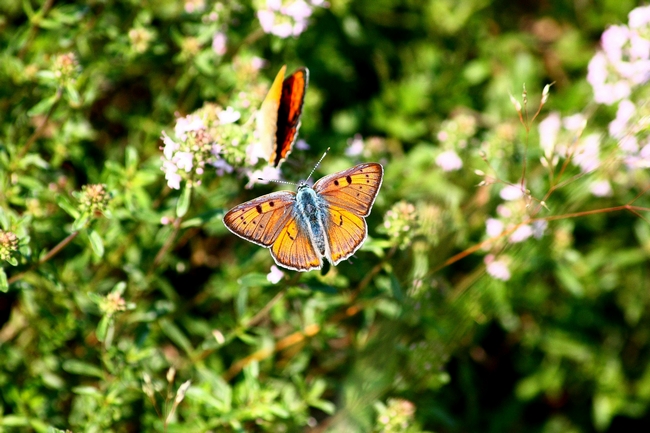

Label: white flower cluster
[160,110,238,190]
[587,5,650,105]
[257,0,328,38]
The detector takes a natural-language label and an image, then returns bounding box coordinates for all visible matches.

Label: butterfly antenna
[306,147,330,182]
[260,178,298,186]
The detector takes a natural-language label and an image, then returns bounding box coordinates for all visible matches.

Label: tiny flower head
[267,265,285,284]
[435,150,463,172]
[217,106,241,124]
[0,230,19,264]
[485,254,511,281]
[212,31,228,56]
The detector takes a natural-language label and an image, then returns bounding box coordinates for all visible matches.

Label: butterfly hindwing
[324,205,367,264]
[313,163,383,216]
[223,191,296,247]
[271,217,322,271]
[273,67,308,167]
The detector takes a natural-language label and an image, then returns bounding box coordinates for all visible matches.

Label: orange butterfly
[256,65,309,167]
[223,162,383,271]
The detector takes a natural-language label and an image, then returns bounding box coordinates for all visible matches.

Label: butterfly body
[294,184,330,258]
[223,163,383,272]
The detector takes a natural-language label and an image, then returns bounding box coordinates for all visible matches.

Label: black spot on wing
[346,175,352,184]
[256,205,263,214]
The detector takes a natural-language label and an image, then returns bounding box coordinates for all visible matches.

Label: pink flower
[486,218,504,237]
[218,106,241,124]
[435,150,463,172]
[485,254,511,281]
[590,180,613,197]
[163,161,182,190]
[619,135,639,153]
[499,185,524,201]
[609,99,636,138]
[175,151,194,172]
[509,224,533,243]
[572,134,600,173]
[629,5,650,28]
[174,115,204,141]
[285,0,313,21]
[345,134,364,157]
[257,10,276,33]
[602,25,629,63]
[267,265,285,284]
[212,32,227,56]
[161,131,179,159]
[563,113,586,131]
[251,57,267,70]
[532,220,547,239]
[246,166,281,188]
[295,139,310,150]
[212,158,233,176]
[538,112,561,159]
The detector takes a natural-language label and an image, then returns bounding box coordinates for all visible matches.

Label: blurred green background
[1,0,650,431]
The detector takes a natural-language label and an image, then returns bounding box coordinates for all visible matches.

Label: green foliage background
[1,0,650,431]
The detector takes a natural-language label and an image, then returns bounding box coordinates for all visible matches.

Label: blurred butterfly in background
[256,65,309,167]
[223,161,383,271]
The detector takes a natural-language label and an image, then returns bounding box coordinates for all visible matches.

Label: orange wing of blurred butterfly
[256,66,309,167]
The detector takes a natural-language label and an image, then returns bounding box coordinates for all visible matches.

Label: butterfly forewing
[223,191,296,247]
[271,217,322,271]
[313,163,383,216]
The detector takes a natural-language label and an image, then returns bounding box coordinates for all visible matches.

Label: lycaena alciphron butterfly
[256,65,309,167]
[223,156,383,272]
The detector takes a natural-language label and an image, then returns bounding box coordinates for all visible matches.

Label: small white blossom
[175,115,204,141]
[572,134,600,173]
[509,224,533,243]
[218,106,241,124]
[212,32,227,56]
[246,165,281,188]
[435,150,463,172]
[175,151,194,172]
[267,265,285,284]
[345,134,364,157]
[485,254,511,281]
[162,131,180,159]
[590,180,613,197]
[486,218,504,237]
[499,185,524,201]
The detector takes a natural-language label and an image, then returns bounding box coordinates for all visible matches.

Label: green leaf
[0,268,8,292]
[96,315,110,342]
[72,214,90,231]
[27,93,58,116]
[65,83,81,106]
[0,415,29,427]
[238,273,270,288]
[176,185,191,217]
[56,196,80,219]
[88,229,105,257]
[125,146,139,170]
[62,360,104,378]
[71,386,103,396]
[159,318,195,356]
